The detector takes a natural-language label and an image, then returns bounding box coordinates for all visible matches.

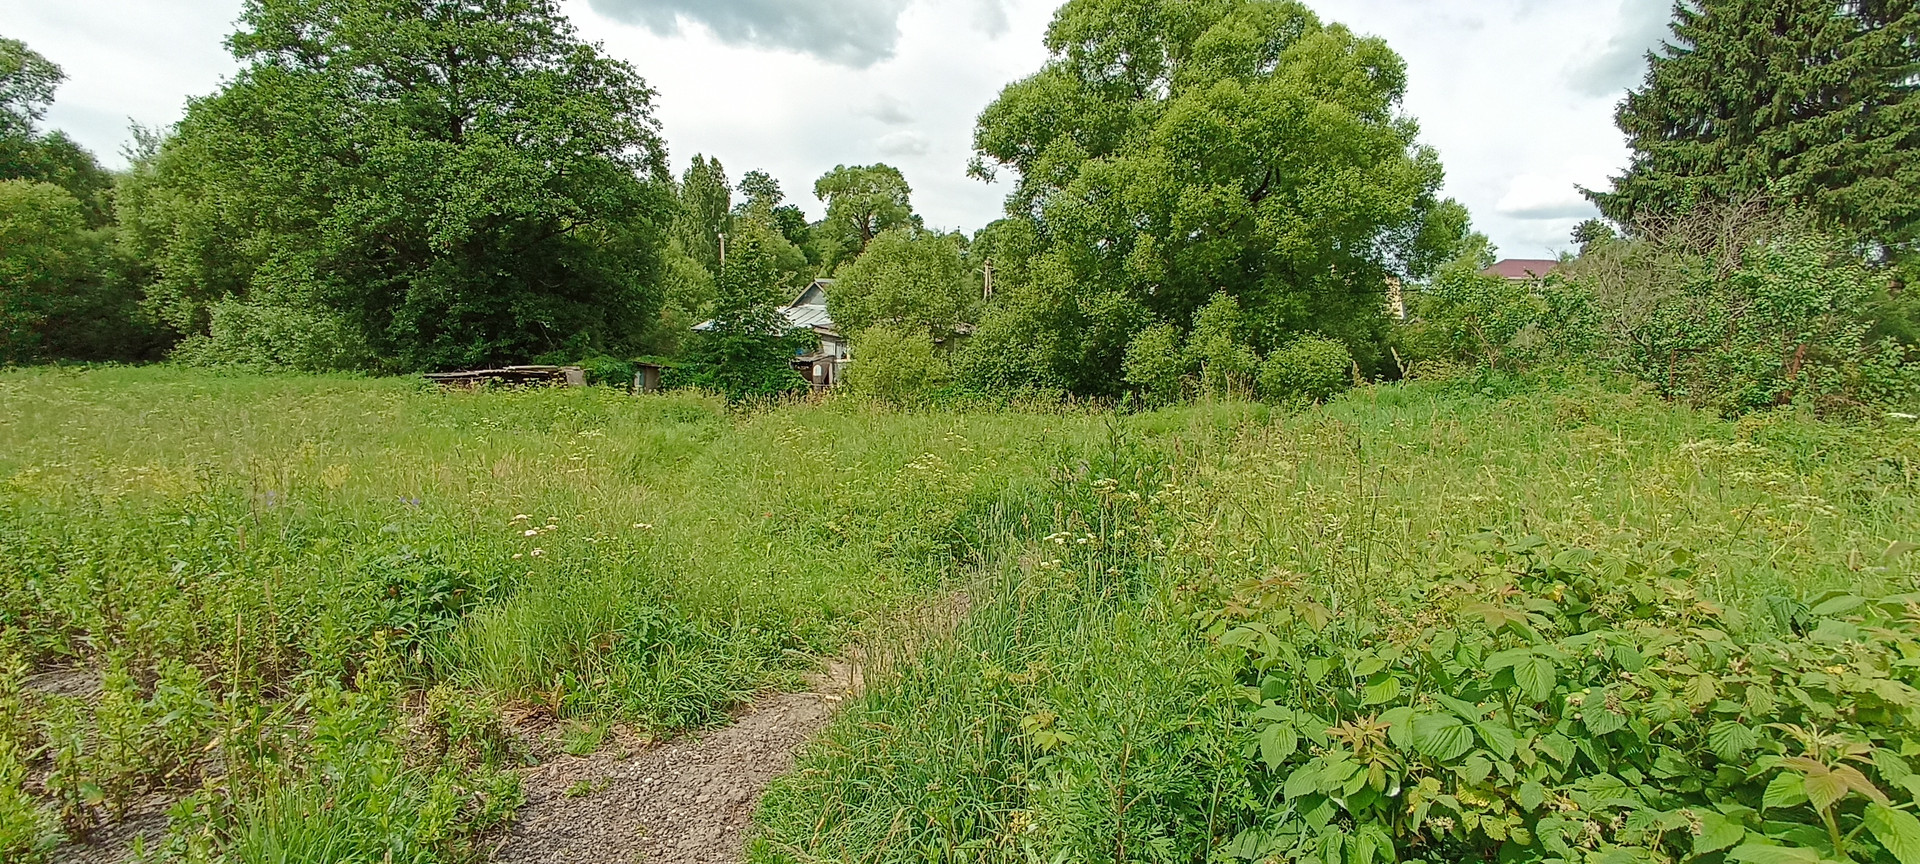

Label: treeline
[3,0,1918,416]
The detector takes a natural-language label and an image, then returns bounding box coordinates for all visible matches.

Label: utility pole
[717,232,727,270]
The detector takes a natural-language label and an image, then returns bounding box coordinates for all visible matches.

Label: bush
[844,323,949,404]
[1190,294,1260,397]
[1122,322,1187,405]
[1567,205,1909,414]
[1210,533,1920,864]
[171,298,372,372]
[0,180,111,363]
[1260,334,1354,403]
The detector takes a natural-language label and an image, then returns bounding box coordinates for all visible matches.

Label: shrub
[0,180,109,363]
[171,298,372,372]
[844,323,949,405]
[1190,294,1260,397]
[1122,322,1187,404]
[1568,204,1909,414]
[1404,261,1552,373]
[1260,334,1354,403]
[1212,533,1920,864]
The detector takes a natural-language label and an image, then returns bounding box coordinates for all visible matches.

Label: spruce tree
[1589,0,1920,255]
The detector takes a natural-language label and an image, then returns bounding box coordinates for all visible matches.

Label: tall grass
[752,374,1920,862]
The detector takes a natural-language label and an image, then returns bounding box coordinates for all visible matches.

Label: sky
[0,0,1674,260]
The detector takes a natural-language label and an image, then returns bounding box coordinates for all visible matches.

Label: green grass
[0,366,1119,858]
[3,367,1917,862]
[751,374,1920,862]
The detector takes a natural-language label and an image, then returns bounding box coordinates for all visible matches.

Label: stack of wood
[423,365,587,390]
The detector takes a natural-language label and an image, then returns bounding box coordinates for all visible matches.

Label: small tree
[681,222,811,400]
[845,323,949,404]
[828,228,972,342]
[1260,334,1354,404]
[1189,294,1259,398]
[1122,322,1187,405]
[0,180,116,363]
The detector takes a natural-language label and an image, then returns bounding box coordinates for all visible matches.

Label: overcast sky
[0,0,1672,259]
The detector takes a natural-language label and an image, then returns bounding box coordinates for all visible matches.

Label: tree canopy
[828,228,974,341]
[813,163,916,273]
[963,0,1471,395]
[1588,0,1920,256]
[121,0,676,372]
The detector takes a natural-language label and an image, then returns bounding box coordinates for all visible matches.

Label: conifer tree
[1590,0,1920,255]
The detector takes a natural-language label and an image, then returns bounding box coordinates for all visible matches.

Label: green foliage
[676,154,733,276]
[1211,533,1920,864]
[120,0,676,372]
[1406,258,1554,373]
[0,180,158,364]
[844,323,951,405]
[969,0,1469,393]
[681,221,813,400]
[1590,1,1920,257]
[0,37,60,140]
[1568,209,1909,414]
[1260,333,1353,403]
[1123,322,1188,405]
[170,297,371,372]
[829,228,974,340]
[1190,293,1261,398]
[813,164,915,274]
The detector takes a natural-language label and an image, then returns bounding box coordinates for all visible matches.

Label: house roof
[1482,259,1562,280]
[693,279,837,334]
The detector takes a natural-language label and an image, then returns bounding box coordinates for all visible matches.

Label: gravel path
[491,661,861,864]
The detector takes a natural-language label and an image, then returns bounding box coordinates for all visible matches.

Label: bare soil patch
[490,660,862,864]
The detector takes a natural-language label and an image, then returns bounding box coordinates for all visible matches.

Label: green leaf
[1764,772,1809,811]
[1708,721,1759,762]
[1686,674,1722,706]
[1260,723,1299,770]
[1381,706,1415,750]
[1517,780,1547,811]
[1804,771,1849,812]
[1362,675,1402,706]
[1486,647,1533,671]
[1584,707,1628,736]
[1412,713,1476,762]
[1461,754,1493,786]
[1474,720,1517,761]
[1514,656,1556,702]
[1695,810,1746,855]
[1285,764,1319,800]
[1728,844,1822,864]
[1809,595,1867,617]
[1866,803,1920,864]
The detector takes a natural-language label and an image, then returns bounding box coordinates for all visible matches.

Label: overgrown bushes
[1402,205,1919,415]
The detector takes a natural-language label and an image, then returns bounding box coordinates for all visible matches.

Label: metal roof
[693,279,837,334]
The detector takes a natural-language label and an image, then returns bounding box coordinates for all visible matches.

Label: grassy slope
[752,376,1920,862]
[2,367,1916,860]
[0,367,1118,856]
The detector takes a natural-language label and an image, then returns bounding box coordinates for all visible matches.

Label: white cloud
[1497,174,1600,221]
[876,130,932,156]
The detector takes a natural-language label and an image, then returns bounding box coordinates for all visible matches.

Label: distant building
[1482,259,1563,281]
[693,279,848,388]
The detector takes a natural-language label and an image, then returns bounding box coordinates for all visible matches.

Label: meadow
[1,367,1918,863]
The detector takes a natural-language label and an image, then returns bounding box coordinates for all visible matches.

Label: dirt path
[490,660,861,864]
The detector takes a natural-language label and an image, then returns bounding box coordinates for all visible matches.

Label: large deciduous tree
[813,164,916,273]
[123,0,676,372]
[963,0,1469,395]
[1588,0,1920,256]
[676,154,732,275]
[0,37,113,226]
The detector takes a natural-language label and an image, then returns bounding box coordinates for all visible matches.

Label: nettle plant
[1211,534,1920,864]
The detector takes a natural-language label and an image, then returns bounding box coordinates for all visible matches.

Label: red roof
[1482,259,1562,280]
